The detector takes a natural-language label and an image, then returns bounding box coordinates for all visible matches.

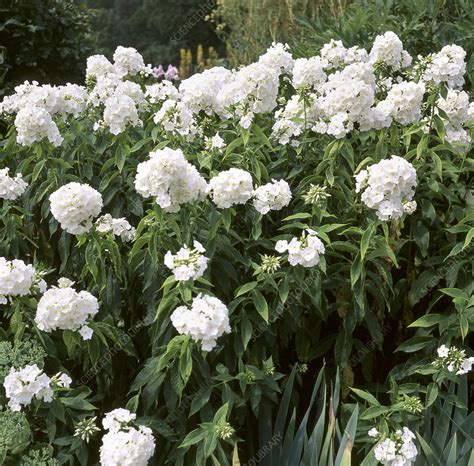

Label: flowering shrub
[0,34,473,465]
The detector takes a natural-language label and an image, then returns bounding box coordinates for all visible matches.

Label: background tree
[0,0,96,95]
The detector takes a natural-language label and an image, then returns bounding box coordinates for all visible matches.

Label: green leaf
[252,289,269,322]
[235,281,259,298]
[408,314,448,328]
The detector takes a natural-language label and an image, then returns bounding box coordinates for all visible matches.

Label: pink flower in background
[152,64,179,81]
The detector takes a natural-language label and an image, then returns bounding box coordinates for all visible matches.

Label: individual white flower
[0,258,37,303]
[355,156,417,221]
[369,31,412,71]
[95,214,136,242]
[49,182,103,235]
[134,148,207,212]
[458,357,474,375]
[79,325,94,341]
[3,364,54,411]
[206,133,226,151]
[35,279,99,339]
[0,168,28,200]
[164,241,208,281]
[253,179,292,214]
[170,294,231,351]
[368,428,379,438]
[100,408,155,466]
[113,46,149,77]
[207,168,253,208]
[53,372,72,389]
[14,106,63,147]
[437,344,449,358]
[275,229,325,268]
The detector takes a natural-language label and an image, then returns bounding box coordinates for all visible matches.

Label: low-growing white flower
[0,168,27,200]
[374,427,417,466]
[95,214,136,242]
[49,182,103,235]
[3,364,54,411]
[208,168,254,208]
[275,229,325,268]
[164,241,208,281]
[0,258,37,304]
[253,179,292,214]
[171,294,231,351]
[35,279,99,339]
[100,408,155,466]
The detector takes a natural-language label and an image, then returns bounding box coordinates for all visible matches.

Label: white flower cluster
[208,168,254,208]
[0,258,40,304]
[421,44,466,88]
[170,294,231,351]
[253,179,292,214]
[95,214,136,242]
[320,39,368,70]
[370,427,417,466]
[355,156,417,221]
[1,81,88,145]
[437,89,471,145]
[2,34,472,148]
[100,408,155,466]
[369,31,412,71]
[134,148,207,212]
[14,106,63,147]
[434,345,474,375]
[35,278,99,340]
[275,229,325,267]
[3,364,70,411]
[49,182,103,235]
[292,57,326,90]
[164,241,208,281]
[0,168,28,200]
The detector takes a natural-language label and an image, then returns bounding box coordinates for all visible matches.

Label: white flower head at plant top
[35,278,99,340]
[49,182,103,235]
[275,229,325,268]
[164,240,209,282]
[171,294,231,351]
[134,147,207,212]
[355,155,417,221]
